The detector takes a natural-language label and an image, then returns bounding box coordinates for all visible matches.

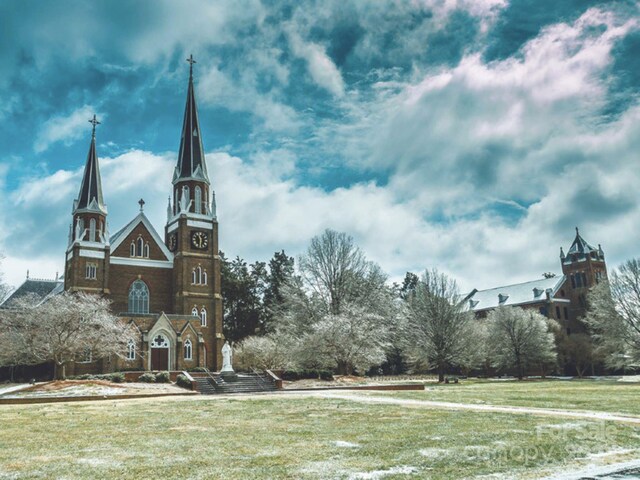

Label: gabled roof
[0,278,64,308]
[74,120,107,215]
[109,211,173,261]
[464,275,565,312]
[174,56,209,185]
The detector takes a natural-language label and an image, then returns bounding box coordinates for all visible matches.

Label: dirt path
[304,391,640,425]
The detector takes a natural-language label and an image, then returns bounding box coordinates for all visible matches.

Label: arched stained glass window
[127,339,136,360]
[184,339,193,360]
[128,280,149,314]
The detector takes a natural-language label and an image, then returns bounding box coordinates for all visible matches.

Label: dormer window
[498,293,509,304]
[533,288,543,298]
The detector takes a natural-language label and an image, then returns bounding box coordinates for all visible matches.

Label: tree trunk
[438,365,445,383]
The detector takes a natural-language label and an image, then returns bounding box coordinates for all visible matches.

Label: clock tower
[165,55,223,369]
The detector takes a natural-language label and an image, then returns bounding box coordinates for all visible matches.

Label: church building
[63,56,223,374]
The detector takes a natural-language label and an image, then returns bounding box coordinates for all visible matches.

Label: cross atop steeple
[89,114,100,138]
[138,198,145,211]
[187,54,196,78]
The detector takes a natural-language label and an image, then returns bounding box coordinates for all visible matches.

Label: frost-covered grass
[0,393,639,479]
[376,379,640,416]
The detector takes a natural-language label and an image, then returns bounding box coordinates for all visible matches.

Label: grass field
[371,379,640,416]
[1,381,639,479]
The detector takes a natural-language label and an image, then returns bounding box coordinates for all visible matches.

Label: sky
[1,0,639,293]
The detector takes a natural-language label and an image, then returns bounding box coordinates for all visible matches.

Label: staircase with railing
[189,369,280,395]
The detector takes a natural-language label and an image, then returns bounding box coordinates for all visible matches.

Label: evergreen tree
[263,250,294,332]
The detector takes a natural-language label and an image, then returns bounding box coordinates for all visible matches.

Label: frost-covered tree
[486,307,557,380]
[272,229,394,374]
[560,333,599,378]
[405,269,475,382]
[0,292,136,379]
[0,253,11,305]
[584,258,640,368]
[233,335,292,371]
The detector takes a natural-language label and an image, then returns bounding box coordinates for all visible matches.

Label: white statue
[221,341,234,373]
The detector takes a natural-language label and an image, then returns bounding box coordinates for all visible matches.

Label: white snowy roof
[464,275,565,312]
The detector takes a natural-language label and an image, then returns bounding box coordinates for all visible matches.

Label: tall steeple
[174,54,209,185]
[74,115,107,215]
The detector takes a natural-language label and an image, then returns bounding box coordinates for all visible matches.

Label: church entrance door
[151,348,168,370]
[150,333,170,371]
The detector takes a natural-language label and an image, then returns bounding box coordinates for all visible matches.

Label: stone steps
[192,372,278,395]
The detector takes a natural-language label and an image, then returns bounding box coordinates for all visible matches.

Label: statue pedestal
[220,370,238,381]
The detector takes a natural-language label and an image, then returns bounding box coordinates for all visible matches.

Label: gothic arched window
[128,280,149,314]
[191,307,198,317]
[202,270,207,286]
[89,219,96,242]
[195,186,202,214]
[127,339,136,360]
[130,242,135,257]
[184,339,193,360]
[200,307,207,327]
[144,243,150,258]
[136,237,144,257]
[191,269,197,284]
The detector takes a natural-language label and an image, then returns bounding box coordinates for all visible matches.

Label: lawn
[371,379,640,416]
[0,390,639,479]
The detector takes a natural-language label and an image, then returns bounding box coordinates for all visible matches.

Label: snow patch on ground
[419,448,448,458]
[349,466,419,479]
[617,375,640,383]
[585,448,638,460]
[76,457,121,467]
[333,440,360,448]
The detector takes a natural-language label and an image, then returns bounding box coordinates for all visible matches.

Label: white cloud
[34,105,99,153]
[288,32,345,97]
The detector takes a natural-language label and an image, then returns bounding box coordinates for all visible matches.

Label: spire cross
[89,114,100,137]
[187,54,196,77]
[138,198,145,211]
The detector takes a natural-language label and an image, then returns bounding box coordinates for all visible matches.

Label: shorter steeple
[74,115,107,215]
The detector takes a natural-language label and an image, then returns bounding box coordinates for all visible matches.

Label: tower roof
[567,227,597,256]
[563,227,604,263]
[174,55,209,185]
[74,115,106,215]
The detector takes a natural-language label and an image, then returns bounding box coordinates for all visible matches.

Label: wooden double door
[151,348,169,371]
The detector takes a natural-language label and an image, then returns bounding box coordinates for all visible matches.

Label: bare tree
[0,253,12,305]
[272,229,395,375]
[584,258,640,368]
[486,307,557,380]
[0,292,136,379]
[406,269,475,382]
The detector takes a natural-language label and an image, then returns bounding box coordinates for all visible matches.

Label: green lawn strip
[367,380,640,417]
[0,395,638,479]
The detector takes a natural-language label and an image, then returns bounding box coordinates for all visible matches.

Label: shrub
[138,373,156,383]
[155,371,171,383]
[281,369,333,381]
[110,372,125,383]
[176,374,192,390]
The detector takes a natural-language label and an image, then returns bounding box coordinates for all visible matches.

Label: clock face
[191,231,209,250]
[168,234,177,252]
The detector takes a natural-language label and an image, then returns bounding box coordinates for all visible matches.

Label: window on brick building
[191,307,198,317]
[90,218,96,242]
[201,307,207,327]
[127,340,136,360]
[555,306,561,319]
[128,280,149,314]
[85,263,97,280]
[563,307,569,320]
[571,275,576,288]
[184,339,192,360]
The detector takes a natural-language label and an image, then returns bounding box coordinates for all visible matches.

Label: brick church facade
[63,57,223,374]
